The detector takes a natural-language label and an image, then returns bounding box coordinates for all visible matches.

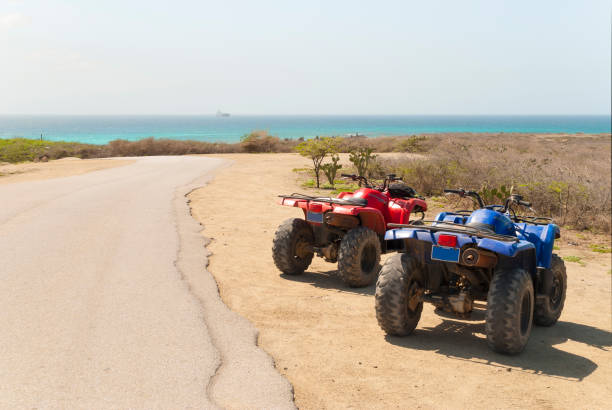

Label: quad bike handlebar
[340,173,403,191]
[502,194,532,212]
[444,188,485,208]
[445,188,550,223]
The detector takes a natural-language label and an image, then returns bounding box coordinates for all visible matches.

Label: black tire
[485,268,534,354]
[534,254,567,326]
[375,253,423,335]
[272,218,314,275]
[337,227,381,287]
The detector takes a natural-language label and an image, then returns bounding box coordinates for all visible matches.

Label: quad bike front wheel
[375,253,424,335]
[485,268,534,354]
[272,218,314,275]
[338,226,381,287]
[534,254,567,326]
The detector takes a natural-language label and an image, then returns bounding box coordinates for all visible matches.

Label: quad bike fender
[435,212,468,224]
[327,207,385,235]
[476,237,535,258]
[514,223,559,269]
[279,198,307,218]
[408,197,428,213]
[388,198,428,225]
[279,198,337,219]
[385,228,536,258]
[357,210,386,235]
[327,206,386,235]
[327,206,383,234]
[279,197,307,208]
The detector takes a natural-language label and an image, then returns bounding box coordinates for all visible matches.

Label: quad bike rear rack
[388,221,519,242]
[279,193,368,207]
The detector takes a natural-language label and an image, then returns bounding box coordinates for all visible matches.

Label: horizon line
[0,113,610,117]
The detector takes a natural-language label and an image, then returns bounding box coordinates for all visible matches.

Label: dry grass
[375,134,612,232]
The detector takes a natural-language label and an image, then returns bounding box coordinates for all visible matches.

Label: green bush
[295,137,338,188]
[0,138,107,163]
[321,154,342,188]
[349,147,376,183]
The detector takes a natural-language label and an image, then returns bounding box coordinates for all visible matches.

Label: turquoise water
[0,115,609,144]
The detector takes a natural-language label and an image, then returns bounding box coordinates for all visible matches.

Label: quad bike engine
[316,242,339,263]
[426,291,474,315]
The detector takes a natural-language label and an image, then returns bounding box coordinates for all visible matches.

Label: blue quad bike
[375,189,567,354]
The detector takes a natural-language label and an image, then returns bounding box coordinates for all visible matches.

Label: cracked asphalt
[0,156,294,409]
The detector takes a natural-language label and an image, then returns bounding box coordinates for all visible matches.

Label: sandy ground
[0,157,132,184]
[0,156,294,408]
[189,153,612,409]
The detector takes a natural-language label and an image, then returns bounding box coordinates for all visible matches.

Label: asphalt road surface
[0,156,294,409]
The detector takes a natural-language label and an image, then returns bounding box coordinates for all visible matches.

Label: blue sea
[0,115,609,145]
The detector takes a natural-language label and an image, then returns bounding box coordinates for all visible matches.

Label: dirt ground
[189,153,612,409]
[0,157,132,184]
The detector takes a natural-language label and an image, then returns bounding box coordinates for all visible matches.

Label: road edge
[174,158,296,409]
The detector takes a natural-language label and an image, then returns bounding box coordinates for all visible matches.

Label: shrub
[0,138,107,162]
[321,154,342,188]
[240,130,280,153]
[394,135,429,153]
[295,137,337,188]
[349,147,376,183]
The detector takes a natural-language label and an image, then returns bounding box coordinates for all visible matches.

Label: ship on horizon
[216,109,230,117]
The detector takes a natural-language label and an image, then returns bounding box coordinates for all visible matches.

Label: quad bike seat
[388,183,417,199]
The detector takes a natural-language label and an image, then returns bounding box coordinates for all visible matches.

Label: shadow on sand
[281,268,611,381]
[280,268,375,296]
[282,271,611,381]
[386,313,612,381]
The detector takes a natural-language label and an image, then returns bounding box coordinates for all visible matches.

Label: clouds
[0,12,30,29]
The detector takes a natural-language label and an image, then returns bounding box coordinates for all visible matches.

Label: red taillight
[438,234,458,248]
[309,202,323,212]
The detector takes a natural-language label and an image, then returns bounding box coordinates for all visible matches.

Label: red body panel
[280,187,427,235]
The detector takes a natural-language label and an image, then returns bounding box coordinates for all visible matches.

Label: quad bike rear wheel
[485,268,534,354]
[375,253,424,335]
[534,254,567,326]
[338,226,381,287]
[272,218,314,275]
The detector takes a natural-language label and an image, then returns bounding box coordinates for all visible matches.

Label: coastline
[1,114,610,144]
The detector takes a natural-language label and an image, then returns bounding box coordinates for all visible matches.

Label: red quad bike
[273,174,428,287]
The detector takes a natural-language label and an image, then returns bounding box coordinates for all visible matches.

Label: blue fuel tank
[466,208,516,236]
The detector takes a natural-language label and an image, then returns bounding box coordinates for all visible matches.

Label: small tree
[349,147,376,185]
[321,154,342,188]
[295,137,336,188]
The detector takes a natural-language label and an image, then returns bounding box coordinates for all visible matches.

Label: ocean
[0,115,609,145]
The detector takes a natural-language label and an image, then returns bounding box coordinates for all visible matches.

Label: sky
[0,0,610,115]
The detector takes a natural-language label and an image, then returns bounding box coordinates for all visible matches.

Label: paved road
[0,156,294,409]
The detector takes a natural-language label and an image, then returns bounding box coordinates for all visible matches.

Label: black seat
[388,183,416,199]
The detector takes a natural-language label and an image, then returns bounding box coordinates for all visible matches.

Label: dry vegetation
[2,132,610,232]
[0,131,298,163]
[372,134,611,233]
